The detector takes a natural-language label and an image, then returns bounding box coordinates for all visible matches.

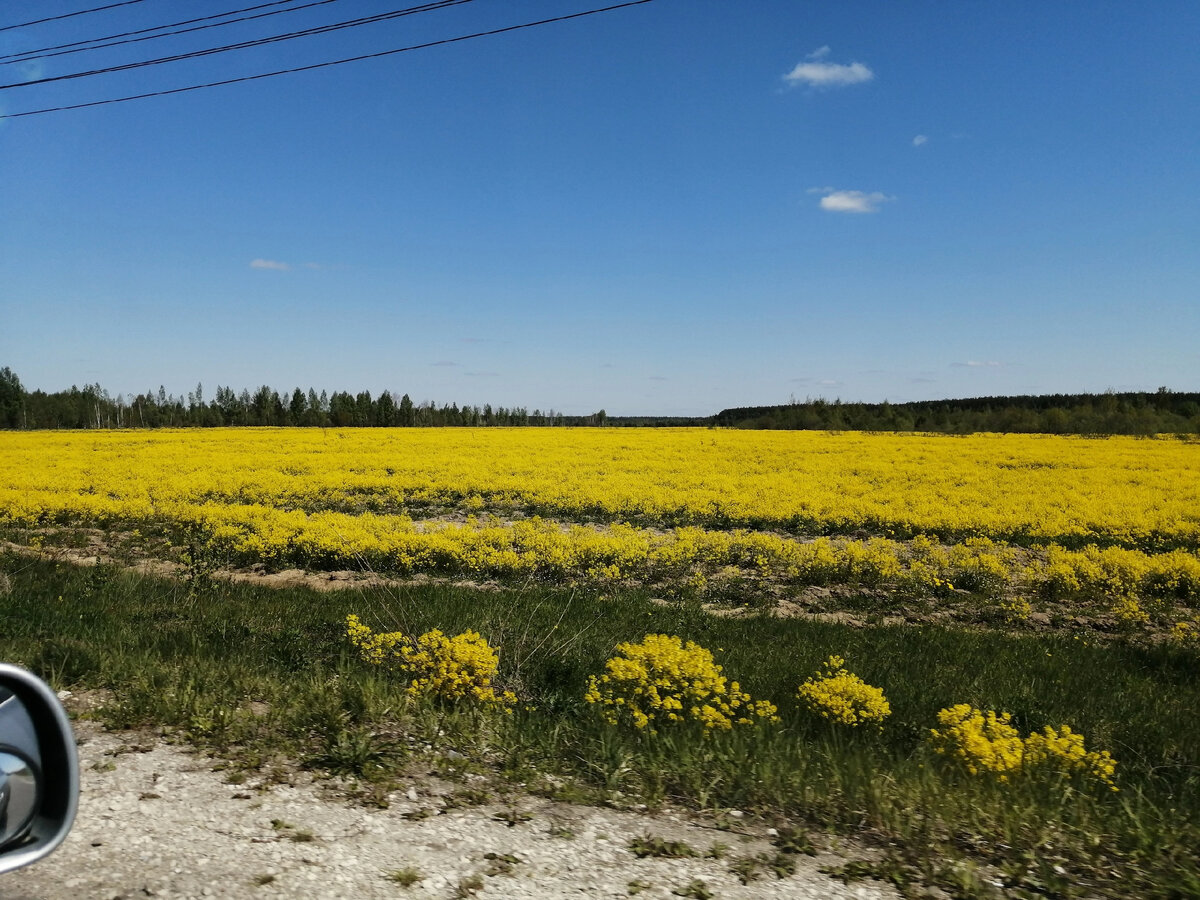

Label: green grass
[386,866,423,887]
[2,551,1199,897]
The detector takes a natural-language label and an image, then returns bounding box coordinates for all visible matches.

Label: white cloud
[783,48,873,88]
[430,360,459,367]
[15,60,46,83]
[250,258,289,271]
[951,360,1003,368]
[811,188,893,213]
[912,134,928,147]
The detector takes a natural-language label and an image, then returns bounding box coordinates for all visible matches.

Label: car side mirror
[0,664,79,875]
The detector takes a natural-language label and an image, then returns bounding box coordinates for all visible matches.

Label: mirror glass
[0,751,40,849]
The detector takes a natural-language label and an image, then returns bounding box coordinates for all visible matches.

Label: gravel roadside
[6,717,898,900]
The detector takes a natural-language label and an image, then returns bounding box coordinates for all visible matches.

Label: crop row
[5,495,1199,620]
[2,428,1198,550]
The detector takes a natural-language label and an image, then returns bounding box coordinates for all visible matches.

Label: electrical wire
[0,0,476,90]
[0,0,655,119]
[1,1,339,66]
[0,1,150,33]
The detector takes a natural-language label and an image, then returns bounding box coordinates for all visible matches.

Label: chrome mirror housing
[0,664,79,874]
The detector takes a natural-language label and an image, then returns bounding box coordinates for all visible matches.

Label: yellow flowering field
[2,428,1198,623]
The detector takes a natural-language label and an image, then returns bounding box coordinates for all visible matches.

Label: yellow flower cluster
[3,428,1198,548]
[999,595,1032,623]
[929,705,1026,779]
[1023,725,1118,789]
[584,634,778,731]
[796,656,891,727]
[929,704,1117,789]
[346,613,404,663]
[346,614,515,706]
[1170,618,1200,645]
[3,429,1198,619]
[1041,545,1200,607]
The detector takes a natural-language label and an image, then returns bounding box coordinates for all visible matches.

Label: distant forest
[0,367,615,429]
[714,391,1200,436]
[0,366,1195,434]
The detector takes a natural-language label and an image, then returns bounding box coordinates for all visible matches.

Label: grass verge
[2,551,1198,897]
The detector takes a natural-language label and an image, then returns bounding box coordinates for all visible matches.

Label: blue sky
[2,0,1198,416]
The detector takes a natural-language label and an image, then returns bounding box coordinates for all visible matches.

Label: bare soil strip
[9,713,899,900]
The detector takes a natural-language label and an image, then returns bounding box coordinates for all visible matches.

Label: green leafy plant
[385,866,423,887]
[628,834,696,859]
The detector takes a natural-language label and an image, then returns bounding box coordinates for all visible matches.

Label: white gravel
[7,722,898,900]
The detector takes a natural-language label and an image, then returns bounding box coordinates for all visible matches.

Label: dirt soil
[2,532,1127,639]
[6,710,900,900]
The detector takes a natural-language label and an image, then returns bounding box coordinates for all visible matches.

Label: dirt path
[6,719,898,900]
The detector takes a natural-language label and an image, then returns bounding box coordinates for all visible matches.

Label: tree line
[0,368,609,430]
[3,366,1196,434]
[713,390,1200,436]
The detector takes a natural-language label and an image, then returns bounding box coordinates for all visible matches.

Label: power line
[0,0,656,119]
[1,1,337,66]
[1,1,307,63]
[0,0,476,90]
[0,1,150,33]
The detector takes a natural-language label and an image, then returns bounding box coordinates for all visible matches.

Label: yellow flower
[930,704,1117,790]
[1023,724,1118,790]
[584,634,778,732]
[796,656,890,727]
[346,615,513,706]
[929,705,1024,780]
[5,430,1199,620]
[1170,619,1200,645]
